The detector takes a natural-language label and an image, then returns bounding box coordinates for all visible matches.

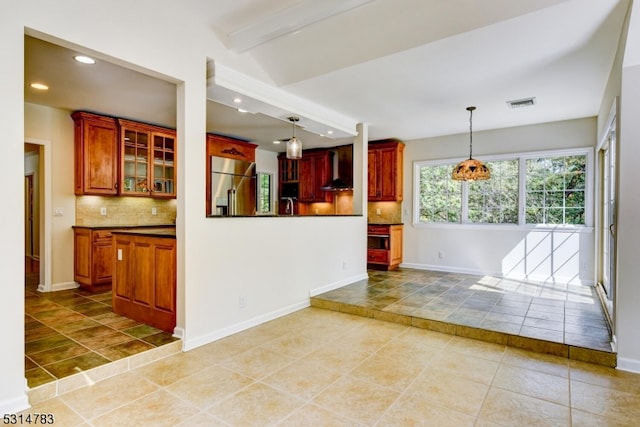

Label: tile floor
[25,264,178,388]
[20,306,640,426]
[312,268,615,366]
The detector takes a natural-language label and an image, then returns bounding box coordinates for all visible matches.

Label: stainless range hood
[321,144,353,192]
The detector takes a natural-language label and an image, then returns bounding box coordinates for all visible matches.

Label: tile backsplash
[367,201,402,224]
[76,196,177,226]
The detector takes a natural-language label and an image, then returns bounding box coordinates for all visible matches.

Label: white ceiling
[24,0,629,151]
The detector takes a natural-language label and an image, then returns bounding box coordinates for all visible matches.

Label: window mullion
[461,182,469,223]
[518,156,526,225]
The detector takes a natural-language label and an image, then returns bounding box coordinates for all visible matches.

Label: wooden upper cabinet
[298,150,333,203]
[368,139,405,201]
[72,112,119,196]
[118,119,176,198]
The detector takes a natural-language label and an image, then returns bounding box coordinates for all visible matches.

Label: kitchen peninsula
[111,227,177,333]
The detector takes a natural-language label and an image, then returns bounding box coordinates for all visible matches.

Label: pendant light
[286,116,302,159]
[452,106,490,181]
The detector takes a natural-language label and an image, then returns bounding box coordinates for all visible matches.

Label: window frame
[413,147,594,230]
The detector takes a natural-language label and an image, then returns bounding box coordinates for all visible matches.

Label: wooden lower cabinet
[367,224,403,270]
[73,228,115,292]
[112,233,176,333]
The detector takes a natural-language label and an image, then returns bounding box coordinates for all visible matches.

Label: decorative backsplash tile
[367,201,402,224]
[76,196,177,226]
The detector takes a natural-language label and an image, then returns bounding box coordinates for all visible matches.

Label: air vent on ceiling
[507,97,536,109]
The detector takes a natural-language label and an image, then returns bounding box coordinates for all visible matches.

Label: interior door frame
[595,98,618,337]
[25,137,52,292]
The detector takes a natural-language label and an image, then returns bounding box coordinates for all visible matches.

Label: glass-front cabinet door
[122,128,149,194]
[119,119,177,198]
[152,133,175,196]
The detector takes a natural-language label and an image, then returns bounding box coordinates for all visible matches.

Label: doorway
[597,112,617,332]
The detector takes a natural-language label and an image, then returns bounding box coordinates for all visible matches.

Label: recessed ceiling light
[233,97,242,104]
[272,140,281,144]
[327,130,333,135]
[30,82,49,90]
[74,55,96,64]
[237,108,248,113]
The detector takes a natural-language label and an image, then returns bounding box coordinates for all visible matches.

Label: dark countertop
[72,224,175,230]
[206,214,363,218]
[110,227,176,238]
[368,222,404,226]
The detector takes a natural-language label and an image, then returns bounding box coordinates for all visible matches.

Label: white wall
[401,118,596,284]
[1,0,367,412]
[24,103,76,288]
[615,1,640,372]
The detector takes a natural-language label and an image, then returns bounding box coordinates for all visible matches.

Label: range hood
[321,144,353,192]
[321,178,352,192]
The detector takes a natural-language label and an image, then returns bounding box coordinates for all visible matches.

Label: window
[525,155,586,225]
[414,149,590,226]
[257,172,272,213]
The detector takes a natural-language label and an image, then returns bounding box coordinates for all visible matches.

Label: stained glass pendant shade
[452,106,490,181]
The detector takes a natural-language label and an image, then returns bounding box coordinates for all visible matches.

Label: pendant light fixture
[286,116,302,159]
[452,106,490,181]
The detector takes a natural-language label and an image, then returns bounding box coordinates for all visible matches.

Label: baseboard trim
[616,356,640,373]
[400,263,594,286]
[182,299,310,352]
[309,273,368,297]
[43,281,79,292]
[0,391,30,415]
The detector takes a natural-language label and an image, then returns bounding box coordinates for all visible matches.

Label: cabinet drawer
[368,225,390,235]
[93,230,113,240]
[367,249,389,263]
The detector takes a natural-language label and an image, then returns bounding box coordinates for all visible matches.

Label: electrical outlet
[100,207,107,216]
[53,208,63,216]
[342,261,347,270]
[117,249,123,261]
[239,296,246,309]
[438,250,445,259]
[151,207,157,216]
[376,208,381,215]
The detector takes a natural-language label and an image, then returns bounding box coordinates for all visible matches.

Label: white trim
[44,281,79,292]
[617,357,640,374]
[25,137,52,292]
[182,299,310,352]
[412,222,594,233]
[0,392,30,415]
[309,273,368,296]
[401,262,595,286]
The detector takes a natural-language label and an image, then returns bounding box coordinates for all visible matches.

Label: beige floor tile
[478,387,570,426]
[60,371,158,420]
[569,360,640,394]
[446,336,506,362]
[176,412,229,426]
[570,379,640,424]
[503,347,570,378]
[492,364,570,406]
[405,368,489,416]
[134,350,214,386]
[19,398,85,427]
[375,336,442,367]
[166,365,254,409]
[208,382,304,426]
[312,375,400,425]
[259,331,322,358]
[91,389,199,427]
[221,346,295,380]
[349,353,424,392]
[378,394,475,427]
[570,408,637,427]
[303,342,372,374]
[278,403,362,426]
[428,351,499,385]
[262,358,342,401]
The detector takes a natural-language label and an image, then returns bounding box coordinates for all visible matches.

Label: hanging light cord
[468,106,474,160]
